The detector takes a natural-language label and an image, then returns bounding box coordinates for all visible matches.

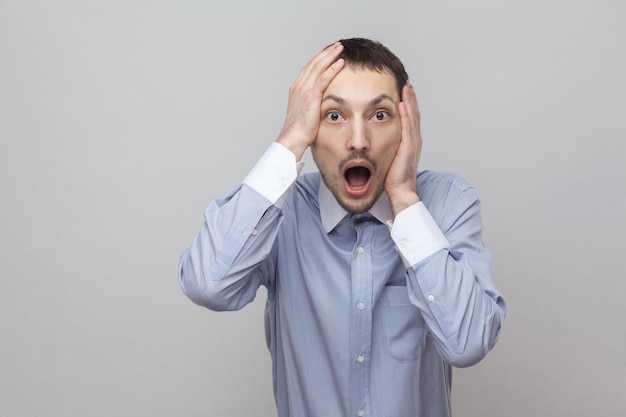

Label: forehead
[323,67,399,104]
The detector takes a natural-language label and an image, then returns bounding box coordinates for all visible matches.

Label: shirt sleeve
[398,179,506,367]
[389,202,449,267]
[179,143,302,311]
[243,142,304,208]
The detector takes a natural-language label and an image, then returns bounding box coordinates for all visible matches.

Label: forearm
[179,185,279,311]
[407,247,505,367]
[180,143,302,311]
[388,188,421,219]
[391,180,506,366]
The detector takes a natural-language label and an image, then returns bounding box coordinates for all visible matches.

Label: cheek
[314,126,334,152]
[379,149,398,174]
[313,128,345,161]
[376,127,402,167]
[311,142,334,173]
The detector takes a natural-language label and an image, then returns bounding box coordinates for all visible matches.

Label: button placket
[349,217,374,417]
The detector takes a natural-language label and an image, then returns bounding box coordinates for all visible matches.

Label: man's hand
[276,42,345,161]
[385,82,423,217]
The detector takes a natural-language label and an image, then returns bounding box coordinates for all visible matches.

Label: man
[179,38,506,417]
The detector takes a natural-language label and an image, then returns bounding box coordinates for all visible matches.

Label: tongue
[345,167,370,188]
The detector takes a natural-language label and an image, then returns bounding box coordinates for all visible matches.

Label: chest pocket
[381,285,426,362]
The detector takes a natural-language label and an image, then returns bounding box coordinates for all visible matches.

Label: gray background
[1,0,625,416]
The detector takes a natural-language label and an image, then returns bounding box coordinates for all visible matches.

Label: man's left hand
[385,82,422,217]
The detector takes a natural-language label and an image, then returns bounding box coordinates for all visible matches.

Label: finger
[399,86,415,134]
[314,57,345,92]
[408,83,421,122]
[400,83,421,137]
[402,83,419,118]
[294,42,344,90]
[302,42,343,80]
[397,100,420,169]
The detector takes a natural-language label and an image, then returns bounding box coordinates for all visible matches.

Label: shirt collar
[319,179,393,233]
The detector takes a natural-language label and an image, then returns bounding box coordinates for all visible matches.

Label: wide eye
[325,111,343,122]
[372,110,389,122]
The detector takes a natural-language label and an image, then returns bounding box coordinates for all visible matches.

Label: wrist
[388,189,420,218]
[275,135,308,162]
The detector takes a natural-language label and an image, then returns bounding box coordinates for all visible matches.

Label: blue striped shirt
[179,143,506,417]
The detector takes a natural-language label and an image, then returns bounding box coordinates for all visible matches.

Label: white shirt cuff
[390,202,449,267]
[243,142,304,208]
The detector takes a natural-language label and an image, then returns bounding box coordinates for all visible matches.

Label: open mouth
[343,164,372,197]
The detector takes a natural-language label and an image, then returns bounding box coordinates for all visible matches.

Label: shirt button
[357,409,365,416]
[356,354,365,363]
[399,239,408,248]
[356,302,365,310]
[356,246,364,254]
[251,228,258,236]
[427,294,435,302]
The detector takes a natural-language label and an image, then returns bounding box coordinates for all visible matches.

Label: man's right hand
[276,42,345,161]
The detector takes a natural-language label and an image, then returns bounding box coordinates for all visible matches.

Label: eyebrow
[322,94,397,107]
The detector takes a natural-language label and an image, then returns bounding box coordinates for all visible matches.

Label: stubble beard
[314,151,383,215]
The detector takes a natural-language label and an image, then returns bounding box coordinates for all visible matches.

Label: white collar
[318,179,393,233]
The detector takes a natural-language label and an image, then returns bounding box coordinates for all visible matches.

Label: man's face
[312,66,402,214]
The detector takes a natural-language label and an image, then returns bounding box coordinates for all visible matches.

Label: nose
[347,120,370,151]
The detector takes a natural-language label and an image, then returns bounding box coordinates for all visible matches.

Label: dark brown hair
[335,38,409,98]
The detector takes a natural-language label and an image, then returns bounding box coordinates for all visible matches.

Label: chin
[337,195,377,214]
